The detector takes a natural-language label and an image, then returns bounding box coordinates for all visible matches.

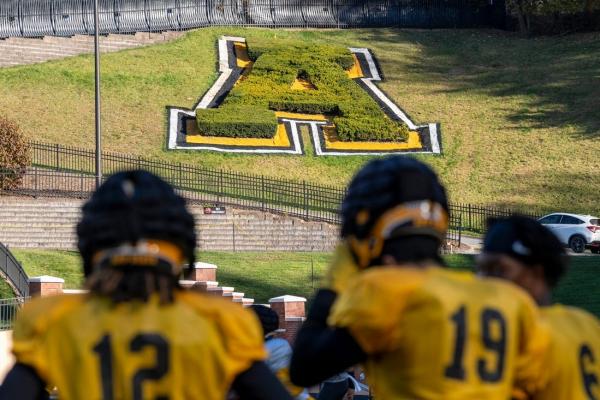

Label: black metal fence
[0,243,29,298]
[1,141,469,242]
[21,141,551,238]
[2,140,557,252]
[28,141,344,223]
[0,0,507,38]
[0,297,28,331]
[451,202,543,234]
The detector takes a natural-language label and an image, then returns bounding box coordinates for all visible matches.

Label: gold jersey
[12,291,266,400]
[531,305,600,400]
[329,266,549,400]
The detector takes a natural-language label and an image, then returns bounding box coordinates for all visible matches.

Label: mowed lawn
[0,28,599,214]
[3,249,599,317]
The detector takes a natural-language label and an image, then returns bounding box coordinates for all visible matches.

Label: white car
[538,213,600,254]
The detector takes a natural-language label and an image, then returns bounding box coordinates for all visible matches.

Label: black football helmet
[77,170,196,278]
[341,156,449,268]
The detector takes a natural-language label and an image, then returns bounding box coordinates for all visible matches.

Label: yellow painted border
[186,120,291,148]
[291,77,317,91]
[234,42,252,68]
[322,126,423,151]
[275,112,328,121]
[346,54,364,79]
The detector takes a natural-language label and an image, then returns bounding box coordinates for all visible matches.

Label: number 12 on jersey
[93,333,170,400]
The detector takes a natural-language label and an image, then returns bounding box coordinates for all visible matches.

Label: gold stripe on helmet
[91,239,185,275]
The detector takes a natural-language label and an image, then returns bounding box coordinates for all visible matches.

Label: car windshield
[590,219,600,226]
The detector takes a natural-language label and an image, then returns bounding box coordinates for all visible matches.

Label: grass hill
[0,28,598,214]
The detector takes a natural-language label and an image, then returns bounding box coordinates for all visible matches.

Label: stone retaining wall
[0,31,182,67]
[0,196,338,251]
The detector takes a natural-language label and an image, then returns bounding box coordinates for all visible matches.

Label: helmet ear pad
[77,170,196,278]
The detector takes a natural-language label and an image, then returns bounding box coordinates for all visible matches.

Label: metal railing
[0,140,560,245]
[451,202,543,234]
[0,243,29,298]
[28,141,345,224]
[0,0,507,38]
[0,297,28,331]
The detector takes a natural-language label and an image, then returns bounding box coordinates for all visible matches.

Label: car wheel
[569,235,586,253]
[591,248,600,254]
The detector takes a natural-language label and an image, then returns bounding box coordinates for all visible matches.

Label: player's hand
[322,241,360,293]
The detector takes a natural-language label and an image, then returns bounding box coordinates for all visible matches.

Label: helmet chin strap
[91,239,185,275]
[349,200,449,269]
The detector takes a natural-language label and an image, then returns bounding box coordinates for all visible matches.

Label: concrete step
[233,298,255,306]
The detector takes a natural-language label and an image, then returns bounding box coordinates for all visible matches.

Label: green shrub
[200,41,410,142]
[269,101,340,115]
[0,116,31,190]
[196,106,277,138]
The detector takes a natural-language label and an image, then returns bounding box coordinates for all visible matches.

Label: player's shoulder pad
[557,305,600,329]
[357,265,428,292]
[14,294,86,336]
[176,291,266,361]
[481,275,537,303]
[176,290,259,325]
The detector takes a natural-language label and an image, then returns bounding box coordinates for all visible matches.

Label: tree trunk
[516,4,529,35]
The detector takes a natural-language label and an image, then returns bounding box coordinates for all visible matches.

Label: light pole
[93,0,102,188]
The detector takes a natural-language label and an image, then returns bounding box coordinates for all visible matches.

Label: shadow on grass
[216,269,321,304]
[487,171,600,216]
[362,29,600,138]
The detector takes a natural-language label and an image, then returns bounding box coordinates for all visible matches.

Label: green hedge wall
[196,106,277,138]
[197,42,409,142]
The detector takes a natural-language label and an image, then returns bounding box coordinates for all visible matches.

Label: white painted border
[348,48,441,154]
[166,39,441,155]
[167,108,303,154]
[308,121,437,156]
[167,37,302,154]
[429,123,441,154]
[350,48,417,130]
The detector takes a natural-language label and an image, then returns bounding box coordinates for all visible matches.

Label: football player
[478,215,600,400]
[0,170,292,400]
[290,156,550,399]
[250,305,313,400]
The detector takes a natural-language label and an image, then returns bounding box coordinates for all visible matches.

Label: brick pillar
[268,295,306,343]
[186,262,217,282]
[28,276,64,297]
[283,317,305,343]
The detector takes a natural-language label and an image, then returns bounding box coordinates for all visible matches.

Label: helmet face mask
[348,200,449,268]
[91,239,186,276]
[77,170,197,303]
[341,156,449,268]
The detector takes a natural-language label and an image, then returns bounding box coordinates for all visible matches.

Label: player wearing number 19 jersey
[0,170,292,400]
[328,264,549,399]
[290,156,550,399]
[479,215,600,400]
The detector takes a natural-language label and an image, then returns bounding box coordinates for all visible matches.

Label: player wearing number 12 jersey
[479,215,600,400]
[0,170,292,400]
[290,156,550,399]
